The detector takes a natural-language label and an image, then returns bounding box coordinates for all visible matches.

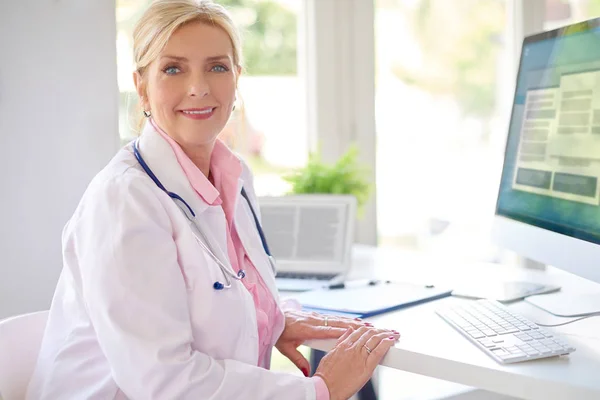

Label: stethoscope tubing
[133,139,273,290]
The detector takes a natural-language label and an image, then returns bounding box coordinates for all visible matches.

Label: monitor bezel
[494,16,600,247]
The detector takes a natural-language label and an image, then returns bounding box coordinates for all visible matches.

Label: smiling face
[134,21,240,149]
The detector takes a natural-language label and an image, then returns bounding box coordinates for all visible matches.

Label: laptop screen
[258,195,356,274]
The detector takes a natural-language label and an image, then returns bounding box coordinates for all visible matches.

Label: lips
[179,107,215,120]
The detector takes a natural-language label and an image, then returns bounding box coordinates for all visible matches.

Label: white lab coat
[26,123,316,400]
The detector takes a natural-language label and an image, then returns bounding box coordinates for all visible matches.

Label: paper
[291,281,452,318]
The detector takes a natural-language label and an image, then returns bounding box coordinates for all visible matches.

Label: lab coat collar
[137,119,211,216]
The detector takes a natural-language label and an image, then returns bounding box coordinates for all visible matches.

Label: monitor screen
[496,18,600,246]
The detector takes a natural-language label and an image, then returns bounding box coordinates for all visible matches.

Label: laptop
[258,194,356,291]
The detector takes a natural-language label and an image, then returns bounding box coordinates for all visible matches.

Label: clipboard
[292,280,452,318]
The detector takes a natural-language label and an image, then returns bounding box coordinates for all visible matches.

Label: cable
[535,313,600,327]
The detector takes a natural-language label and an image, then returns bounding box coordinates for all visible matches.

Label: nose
[188,72,209,97]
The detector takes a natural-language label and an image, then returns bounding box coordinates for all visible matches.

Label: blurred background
[116,0,600,264]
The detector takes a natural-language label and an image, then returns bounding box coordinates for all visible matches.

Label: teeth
[183,109,212,115]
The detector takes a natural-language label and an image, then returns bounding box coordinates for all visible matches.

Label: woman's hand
[314,326,398,400]
[275,310,399,377]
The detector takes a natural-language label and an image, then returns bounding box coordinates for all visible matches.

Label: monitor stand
[525,292,600,317]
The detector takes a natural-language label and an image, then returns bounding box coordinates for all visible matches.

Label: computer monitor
[492,17,600,316]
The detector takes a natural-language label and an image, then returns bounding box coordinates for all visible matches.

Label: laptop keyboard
[275,272,338,280]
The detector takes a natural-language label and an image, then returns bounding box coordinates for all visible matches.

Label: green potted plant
[283,145,372,216]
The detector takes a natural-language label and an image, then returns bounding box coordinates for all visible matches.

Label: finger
[338,315,375,327]
[354,327,392,345]
[310,326,348,339]
[353,327,383,349]
[279,344,311,377]
[342,325,372,347]
[354,327,400,344]
[361,331,395,355]
[322,315,369,330]
[336,327,354,345]
[366,336,396,370]
[304,324,347,339]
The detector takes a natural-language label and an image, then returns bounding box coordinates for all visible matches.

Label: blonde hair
[132,0,243,130]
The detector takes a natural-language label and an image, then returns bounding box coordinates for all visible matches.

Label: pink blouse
[154,122,329,400]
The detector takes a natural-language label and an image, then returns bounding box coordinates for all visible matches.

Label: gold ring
[363,344,372,354]
[324,316,329,327]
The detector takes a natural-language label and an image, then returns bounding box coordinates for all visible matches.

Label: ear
[235,65,242,86]
[133,70,149,111]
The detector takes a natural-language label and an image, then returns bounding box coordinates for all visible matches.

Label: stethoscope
[133,139,276,291]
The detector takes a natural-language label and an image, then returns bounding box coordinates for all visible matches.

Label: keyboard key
[517,344,534,352]
[504,346,519,353]
[516,325,530,331]
[529,332,545,340]
[478,339,497,348]
[500,353,527,362]
[468,331,486,339]
[492,348,509,357]
[539,347,553,355]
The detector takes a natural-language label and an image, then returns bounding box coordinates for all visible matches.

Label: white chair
[0,311,48,400]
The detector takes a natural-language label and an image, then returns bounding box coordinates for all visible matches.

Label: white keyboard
[436,299,576,364]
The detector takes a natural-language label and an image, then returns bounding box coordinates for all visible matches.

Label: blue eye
[211,64,229,73]
[163,66,181,75]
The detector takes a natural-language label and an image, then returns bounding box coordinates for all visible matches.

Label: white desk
[303,245,600,400]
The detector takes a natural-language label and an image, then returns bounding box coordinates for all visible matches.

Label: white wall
[0,1,119,319]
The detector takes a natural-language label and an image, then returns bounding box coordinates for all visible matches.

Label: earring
[143,110,151,118]
[233,105,236,111]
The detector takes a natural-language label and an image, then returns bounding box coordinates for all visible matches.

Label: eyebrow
[160,54,231,62]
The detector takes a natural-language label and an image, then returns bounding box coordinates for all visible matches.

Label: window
[374,0,509,262]
[116,0,308,197]
[544,0,600,30]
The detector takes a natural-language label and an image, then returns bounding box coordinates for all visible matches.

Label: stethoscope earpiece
[213,269,246,291]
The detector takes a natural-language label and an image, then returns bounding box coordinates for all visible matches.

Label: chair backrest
[0,311,48,400]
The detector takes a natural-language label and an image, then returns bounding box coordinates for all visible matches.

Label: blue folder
[292,280,452,318]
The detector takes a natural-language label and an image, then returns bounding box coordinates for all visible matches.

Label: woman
[26,1,399,399]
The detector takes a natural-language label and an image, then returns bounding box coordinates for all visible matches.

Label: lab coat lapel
[193,210,234,275]
[137,121,233,273]
[234,179,279,302]
[137,121,210,217]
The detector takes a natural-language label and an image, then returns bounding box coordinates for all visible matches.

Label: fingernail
[365,322,373,327]
[301,367,309,377]
[392,330,399,334]
[389,335,395,339]
[354,317,362,321]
